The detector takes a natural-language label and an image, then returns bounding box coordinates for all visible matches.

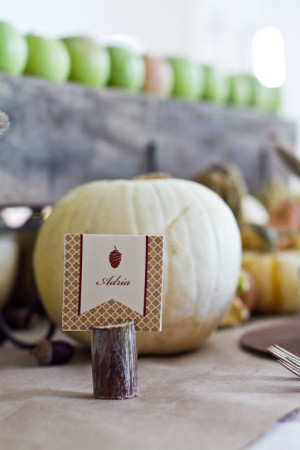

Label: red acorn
[109,246,122,268]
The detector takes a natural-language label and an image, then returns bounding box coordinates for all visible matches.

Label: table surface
[1,317,300,450]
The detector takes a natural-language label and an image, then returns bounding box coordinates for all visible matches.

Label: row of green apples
[0,21,280,111]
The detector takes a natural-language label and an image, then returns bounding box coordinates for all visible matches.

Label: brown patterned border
[62,235,163,331]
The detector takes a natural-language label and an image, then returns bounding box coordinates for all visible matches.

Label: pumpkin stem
[134,173,170,180]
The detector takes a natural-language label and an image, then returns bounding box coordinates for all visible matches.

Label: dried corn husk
[195,165,247,220]
[257,178,290,215]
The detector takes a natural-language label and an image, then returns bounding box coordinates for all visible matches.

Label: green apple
[246,75,261,106]
[214,75,231,104]
[108,46,145,91]
[201,65,218,101]
[168,57,203,101]
[256,84,281,113]
[25,35,70,82]
[200,65,230,103]
[227,74,254,106]
[0,22,28,74]
[62,37,110,87]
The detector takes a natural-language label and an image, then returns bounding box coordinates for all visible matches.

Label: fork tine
[268,345,300,377]
[273,345,300,363]
[284,357,300,372]
[286,356,300,369]
[268,346,280,355]
[268,346,286,359]
[278,359,300,377]
[270,345,291,358]
[278,360,300,377]
[268,345,300,364]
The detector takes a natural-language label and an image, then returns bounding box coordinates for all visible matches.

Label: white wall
[0,0,192,56]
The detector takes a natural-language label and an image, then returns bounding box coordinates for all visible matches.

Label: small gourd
[243,250,300,313]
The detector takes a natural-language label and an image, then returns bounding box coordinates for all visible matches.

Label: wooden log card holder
[92,322,138,399]
[62,234,164,399]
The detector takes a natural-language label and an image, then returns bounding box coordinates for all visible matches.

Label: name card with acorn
[62,234,163,399]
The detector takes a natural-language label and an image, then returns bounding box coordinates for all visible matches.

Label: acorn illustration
[109,246,122,268]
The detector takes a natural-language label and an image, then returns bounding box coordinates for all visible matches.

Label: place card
[62,234,163,331]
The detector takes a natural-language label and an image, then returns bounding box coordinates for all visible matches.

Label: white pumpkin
[34,178,241,354]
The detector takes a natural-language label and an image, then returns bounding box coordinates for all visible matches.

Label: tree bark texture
[92,322,138,399]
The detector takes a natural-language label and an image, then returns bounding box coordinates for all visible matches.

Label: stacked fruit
[0,21,280,112]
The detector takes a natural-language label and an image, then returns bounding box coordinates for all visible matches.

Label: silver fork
[268,345,300,378]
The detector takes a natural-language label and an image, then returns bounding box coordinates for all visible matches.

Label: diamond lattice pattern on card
[62,234,163,331]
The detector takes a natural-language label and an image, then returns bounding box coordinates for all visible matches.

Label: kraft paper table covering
[1,318,299,450]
